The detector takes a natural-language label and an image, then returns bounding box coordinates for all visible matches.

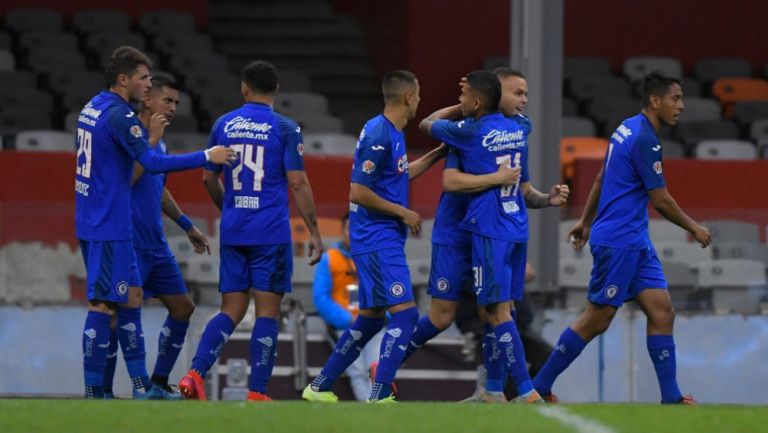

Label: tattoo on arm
[524,188,550,209]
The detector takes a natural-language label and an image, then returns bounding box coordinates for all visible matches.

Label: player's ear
[117,73,129,88]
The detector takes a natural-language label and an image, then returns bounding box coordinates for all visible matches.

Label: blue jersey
[131,137,168,249]
[206,102,304,246]
[431,150,470,247]
[75,91,152,241]
[349,115,409,255]
[432,113,531,242]
[590,113,666,250]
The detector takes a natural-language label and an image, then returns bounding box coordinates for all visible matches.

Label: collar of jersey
[477,112,504,121]
[244,102,272,110]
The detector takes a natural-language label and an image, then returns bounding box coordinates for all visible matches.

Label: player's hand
[548,184,570,207]
[187,226,210,254]
[495,164,520,186]
[692,224,711,248]
[401,208,422,236]
[148,113,169,142]
[568,219,591,251]
[307,232,324,266]
[207,145,238,165]
[435,142,449,158]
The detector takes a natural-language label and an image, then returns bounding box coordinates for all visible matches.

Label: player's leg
[633,246,687,404]
[368,248,419,402]
[475,306,504,400]
[533,246,635,399]
[102,316,119,399]
[305,250,388,401]
[347,329,384,401]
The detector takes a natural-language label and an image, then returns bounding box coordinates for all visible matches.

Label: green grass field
[0,400,765,433]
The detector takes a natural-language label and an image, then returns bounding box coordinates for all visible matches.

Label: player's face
[499,76,528,116]
[404,81,421,119]
[458,84,479,117]
[145,86,180,122]
[125,64,152,103]
[658,83,684,127]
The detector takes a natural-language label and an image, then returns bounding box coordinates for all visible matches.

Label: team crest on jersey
[397,154,409,173]
[362,160,376,174]
[436,278,449,293]
[390,282,405,297]
[605,285,618,299]
[297,142,304,156]
[116,281,129,296]
[653,161,662,174]
[129,125,143,138]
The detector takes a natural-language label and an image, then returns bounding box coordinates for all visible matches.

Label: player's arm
[648,188,711,248]
[350,182,422,235]
[312,253,354,329]
[131,162,144,185]
[520,182,569,209]
[419,104,463,136]
[161,188,210,254]
[568,167,603,250]
[287,170,324,265]
[408,143,447,180]
[203,169,224,211]
[443,166,519,193]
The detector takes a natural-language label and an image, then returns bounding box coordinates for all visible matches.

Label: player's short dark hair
[466,70,501,112]
[381,70,418,103]
[242,60,279,94]
[105,46,152,87]
[642,73,681,107]
[149,73,179,93]
[492,67,526,79]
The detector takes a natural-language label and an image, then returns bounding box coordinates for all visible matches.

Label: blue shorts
[471,234,527,305]
[427,242,473,301]
[80,240,141,303]
[219,243,292,294]
[353,247,413,309]
[136,245,188,299]
[588,244,668,307]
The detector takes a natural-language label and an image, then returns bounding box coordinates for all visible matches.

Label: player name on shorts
[75,179,90,197]
[235,195,260,209]
[482,129,526,152]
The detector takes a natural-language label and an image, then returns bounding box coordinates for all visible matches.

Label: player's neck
[640,108,661,131]
[244,93,274,107]
[108,86,131,103]
[382,107,408,131]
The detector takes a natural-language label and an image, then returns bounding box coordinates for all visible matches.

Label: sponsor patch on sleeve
[653,161,662,174]
[362,160,376,174]
[130,125,143,138]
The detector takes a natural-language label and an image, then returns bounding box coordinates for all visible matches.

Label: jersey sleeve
[631,136,666,190]
[519,148,530,183]
[444,148,462,170]
[109,109,148,158]
[279,117,305,172]
[351,133,389,188]
[205,116,225,173]
[431,119,474,151]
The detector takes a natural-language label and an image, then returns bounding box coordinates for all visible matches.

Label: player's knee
[170,301,195,322]
[649,305,675,328]
[430,312,454,330]
[89,300,117,315]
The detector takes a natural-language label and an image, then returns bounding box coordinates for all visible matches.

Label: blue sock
[103,326,119,392]
[494,320,534,396]
[117,307,152,392]
[369,307,419,401]
[83,311,112,399]
[312,315,385,391]
[249,317,279,394]
[483,324,504,393]
[533,327,587,395]
[402,316,442,363]
[191,313,235,377]
[152,316,189,380]
[647,335,683,403]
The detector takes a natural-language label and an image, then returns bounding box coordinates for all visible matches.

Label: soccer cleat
[368,395,397,404]
[247,391,273,402]
[104,391,116,400]
[512,390,546,404]
[541,393,559,403]
[179,370,207,401]
[301,384,339,403]
[478,391,507,403]
[134,384,184,400]
[368,362,398,395]
[679,394,697,405]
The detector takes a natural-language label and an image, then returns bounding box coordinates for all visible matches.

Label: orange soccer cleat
[247,391,273,402]
[178,370,207,401]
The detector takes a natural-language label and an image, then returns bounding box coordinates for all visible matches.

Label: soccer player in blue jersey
[419,71,568,403]
[178,60,323,402]
[302,70,446,403]
[532,73,711,404]
[77,46,236,399]
[101,74,210,399]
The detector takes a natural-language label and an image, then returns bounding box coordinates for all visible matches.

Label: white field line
[537,406,617,433]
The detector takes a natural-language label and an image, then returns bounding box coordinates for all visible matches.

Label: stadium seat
[623,57,682,82]
[139,12,196,36]
[293,113,343,133]
[749,118,768,140]
[168,52,230,77]
[586,96,639,133]
[0,32,10,50]
[184,254,220,285]
[183,71,241,98]
[694,57,752,84]
[695,259,767,314]
[279,70,312,92]
[649,219,689,243]
[712,78,768,117]
[714,242,768,265]
[655,241,712,265]
[46,70,103,97]
[86,32,147,57]
[198,92,243,122]
[563,56,612,82]
[0,108,52,134]
[559,241,591,261]
[660,138,686,158]
[0,71,37,89]
[292,260,316,285]
[672,119,739,146]
[568,76,632,102]
[62,87,99,113]
[733,101,768,126]
[693,140,757,160]
[678,97,722,121]
[72,10,131,34]
[274,92,329,117]
[18,31,78,54]
[27,50,87,74]
[680,77,703,97]
[702,220,760,244]
[662,261,696,288]
[173,91,194,117]
[5,8,63,33]
[405,235,431,261]
[163,132,207,154]
[165,115,199,133]
[560,137,608,180]
[152,32,213,58]
[0,88,55,114]
[15,130,73,152]
[162,215,208,238]
[302,133,357,155]
[760,140,768,159]
[0,50,15,71]
[561,116,596,137]
[562,97,579,116]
